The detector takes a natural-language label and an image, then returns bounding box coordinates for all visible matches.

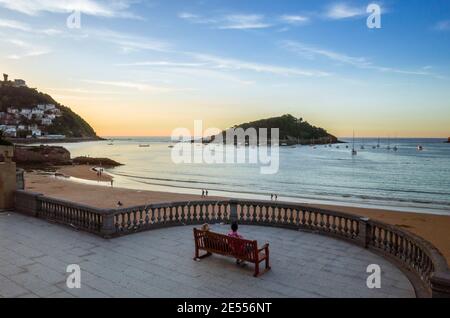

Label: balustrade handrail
[14,190,450,297]
[37,195,109,214]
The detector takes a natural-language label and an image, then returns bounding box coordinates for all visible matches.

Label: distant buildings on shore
[1,73,27,88]
[0,103,63,139]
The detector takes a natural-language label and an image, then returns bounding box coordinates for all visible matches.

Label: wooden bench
[193,228,271,277]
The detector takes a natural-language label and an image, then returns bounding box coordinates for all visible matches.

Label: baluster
[144,208,150,226]
[174,206,180,223]
[120,213,126,231]
[114,214,120,231]
[319,213,324,229]
[264,206,269,223]
[289,209,295,225]
[138,209,144,227]
[337,216,343,234]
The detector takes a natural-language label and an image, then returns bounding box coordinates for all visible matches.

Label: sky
[0,0,449,137]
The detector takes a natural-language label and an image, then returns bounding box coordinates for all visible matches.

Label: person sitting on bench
[228,222,247,265]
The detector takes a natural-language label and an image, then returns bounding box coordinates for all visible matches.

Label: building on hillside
[41,118,53,126]
[30,128,42,137]
[13,79,27,87]
[2,127,17,137]
[6,108,19,114]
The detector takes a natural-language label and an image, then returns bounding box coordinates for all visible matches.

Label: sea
[45,137,450,215]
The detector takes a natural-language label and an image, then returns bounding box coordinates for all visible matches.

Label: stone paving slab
[0,212,415,298]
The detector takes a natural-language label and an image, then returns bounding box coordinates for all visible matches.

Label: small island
[204,114,340,146]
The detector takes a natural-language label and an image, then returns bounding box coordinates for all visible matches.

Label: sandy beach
[56,165,113,182]
[25,168,450,265]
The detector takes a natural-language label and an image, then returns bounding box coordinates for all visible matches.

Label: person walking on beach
[270,194,274,201]
[111,180,114,187]
[205,189,209,197]
[201,189,205,198]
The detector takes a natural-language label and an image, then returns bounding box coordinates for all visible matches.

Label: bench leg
[265,256,271,270]
[194,252,212,260]
[254,262,260,277]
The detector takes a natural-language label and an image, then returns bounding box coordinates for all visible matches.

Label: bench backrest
[194,229,258,262]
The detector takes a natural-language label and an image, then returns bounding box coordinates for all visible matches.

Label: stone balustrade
[14,190,450,298]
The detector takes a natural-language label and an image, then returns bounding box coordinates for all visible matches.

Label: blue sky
[0,0,449,137]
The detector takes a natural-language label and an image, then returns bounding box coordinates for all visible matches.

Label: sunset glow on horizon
[1,0,449,138]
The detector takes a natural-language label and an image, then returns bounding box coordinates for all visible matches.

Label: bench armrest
[258,243,269,252]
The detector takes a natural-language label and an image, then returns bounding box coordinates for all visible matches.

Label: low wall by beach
[13,190,450,298]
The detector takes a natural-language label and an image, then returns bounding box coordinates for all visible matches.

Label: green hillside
[215,114,339,145]
[0,86,98,138]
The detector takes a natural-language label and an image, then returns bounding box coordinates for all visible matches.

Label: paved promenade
[0,212,415,298]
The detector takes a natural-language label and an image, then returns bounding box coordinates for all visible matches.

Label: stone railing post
[101,211,116,238]
[357,217,370,248]
[430,272,450,298]
[230,200,238,223]
[14,190,43,217]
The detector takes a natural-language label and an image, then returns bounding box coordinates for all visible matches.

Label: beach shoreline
[24,169,450,266]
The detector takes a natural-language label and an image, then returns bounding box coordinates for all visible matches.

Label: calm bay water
[50,138,450,215]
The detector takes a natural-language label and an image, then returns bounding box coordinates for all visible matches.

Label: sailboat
[392,135,398,151]
[351,131,357,156]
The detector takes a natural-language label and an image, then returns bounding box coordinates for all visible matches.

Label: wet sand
[25,170,450,265]
[56,165,113,182]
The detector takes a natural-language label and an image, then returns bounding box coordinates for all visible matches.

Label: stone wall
[0,145,16,209]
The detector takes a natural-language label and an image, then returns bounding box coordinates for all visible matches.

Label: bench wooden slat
[193,228,271,277]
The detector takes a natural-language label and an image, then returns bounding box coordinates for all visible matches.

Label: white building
[37,104,56,111]
[30,128,41,137]
[31,109,44,118]
[7,107,18,114]
[13,79,26,87]
[41,118,53,126]
[3,127,17,137]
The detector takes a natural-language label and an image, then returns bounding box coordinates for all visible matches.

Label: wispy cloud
[86,29,171,52]
[121,53,330,77]
[178,12,272,30]
[280,15,309,25]
[3,38,51,59]
[117,61,207,68]
[0,18,62,35]
[282,40,370,67]
[179,12,313,30]
[191,53,329,77]
[0,0,140,19]
[325,3,366,20]
[81,79,189,93]
[218,14,272,30]
[282,40,445,78]
[434,20,450,31]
